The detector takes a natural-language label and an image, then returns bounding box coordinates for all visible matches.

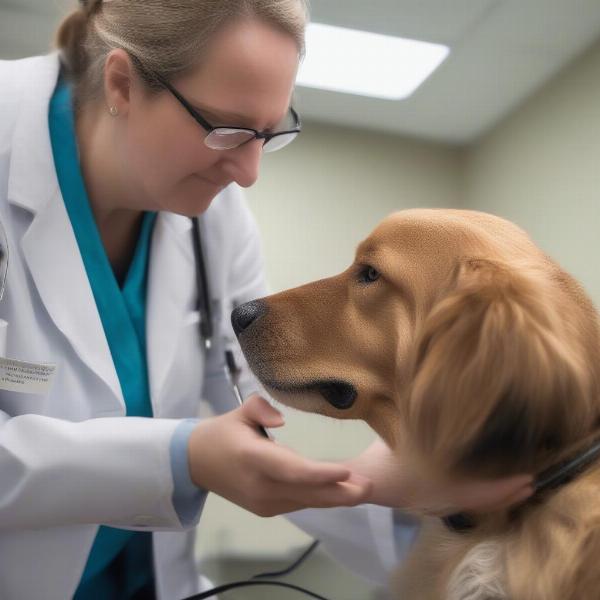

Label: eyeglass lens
[204,129,257,150]
[263,132,299,153]
[204,129,299,152]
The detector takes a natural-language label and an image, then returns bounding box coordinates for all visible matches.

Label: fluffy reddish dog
[232,209,600,600]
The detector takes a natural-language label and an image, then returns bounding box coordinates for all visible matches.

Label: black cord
[535,438,600,493]
[252,540,320,579]
[190,216,213,347]
[181,539,330,600]
[184,579,331,600]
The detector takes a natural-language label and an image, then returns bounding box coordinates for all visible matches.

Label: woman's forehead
[175,19,299,126]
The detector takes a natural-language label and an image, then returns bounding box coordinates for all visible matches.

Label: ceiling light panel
[297,23,450,100]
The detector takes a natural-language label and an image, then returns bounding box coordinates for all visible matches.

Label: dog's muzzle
[232,301,358,410]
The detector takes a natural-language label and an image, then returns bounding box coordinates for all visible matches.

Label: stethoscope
[190,215,271,438]
[190,216,214,351]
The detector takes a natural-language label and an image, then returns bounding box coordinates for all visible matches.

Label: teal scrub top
[49,77,156,599]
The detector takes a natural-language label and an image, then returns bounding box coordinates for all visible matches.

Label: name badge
[0,357,57,394]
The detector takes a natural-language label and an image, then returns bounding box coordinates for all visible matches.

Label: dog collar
[442,436,600,533]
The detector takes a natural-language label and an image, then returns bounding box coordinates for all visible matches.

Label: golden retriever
[232,209,600,600]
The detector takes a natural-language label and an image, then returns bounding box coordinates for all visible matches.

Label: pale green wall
[464,38,600,305]
[247,121,463,293]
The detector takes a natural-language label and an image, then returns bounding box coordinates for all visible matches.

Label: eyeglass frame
[130,55,302,152]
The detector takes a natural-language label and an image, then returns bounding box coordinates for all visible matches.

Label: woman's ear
[104,49,135,117]
[407,258,593,477]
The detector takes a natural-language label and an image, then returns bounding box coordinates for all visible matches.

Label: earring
[109,106,119,117]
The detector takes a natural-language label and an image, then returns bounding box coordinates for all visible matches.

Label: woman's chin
[166,185,221,217]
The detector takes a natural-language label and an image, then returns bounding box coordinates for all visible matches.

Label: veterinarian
[0,1,533,598]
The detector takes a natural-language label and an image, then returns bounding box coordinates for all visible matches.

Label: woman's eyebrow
[190,100,289,130]
[191,102,249,123]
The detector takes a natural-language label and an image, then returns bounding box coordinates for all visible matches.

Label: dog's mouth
[264,379,358,410]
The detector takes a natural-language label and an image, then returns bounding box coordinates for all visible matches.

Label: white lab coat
[0,53,405,600]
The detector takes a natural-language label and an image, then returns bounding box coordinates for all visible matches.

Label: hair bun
[55,8,90,78]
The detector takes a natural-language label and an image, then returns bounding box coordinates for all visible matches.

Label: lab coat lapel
[7,53,124,408]
[146,212,197,414]
[20,194,124,407]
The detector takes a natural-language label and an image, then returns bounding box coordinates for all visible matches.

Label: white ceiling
[1,0,600,144]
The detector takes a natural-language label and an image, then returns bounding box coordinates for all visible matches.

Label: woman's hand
[346,439,534,516]
[188,394,372,517]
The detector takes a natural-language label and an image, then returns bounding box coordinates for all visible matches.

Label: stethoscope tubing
[191,216,213,349]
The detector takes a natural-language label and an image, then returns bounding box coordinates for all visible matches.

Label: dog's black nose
[231,300,267,336]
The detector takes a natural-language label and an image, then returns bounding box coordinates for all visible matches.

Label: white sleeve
[0,412,187,531]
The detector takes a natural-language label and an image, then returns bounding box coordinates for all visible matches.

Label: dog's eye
[358,266,381,284]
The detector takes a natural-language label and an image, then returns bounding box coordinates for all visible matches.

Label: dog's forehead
[359,209,533,260]
[357,211,470,260]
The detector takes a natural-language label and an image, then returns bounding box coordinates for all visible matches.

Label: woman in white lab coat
[0,1,532,598]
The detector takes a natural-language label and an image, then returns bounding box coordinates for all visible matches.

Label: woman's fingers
[188,400,375,517]
[241,393,286,428]
[454,474,534,513]
[284,476,372,509]
[260,474,373,515]
[346,440,536,515]
[473,478,534,513]
[255,441,353,485]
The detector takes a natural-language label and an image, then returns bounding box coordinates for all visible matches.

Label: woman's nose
[222,139,263,188]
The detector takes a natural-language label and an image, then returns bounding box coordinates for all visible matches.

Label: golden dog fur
[234,209,600,600]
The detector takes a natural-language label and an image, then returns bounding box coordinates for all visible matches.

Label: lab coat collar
[7,53,62,216]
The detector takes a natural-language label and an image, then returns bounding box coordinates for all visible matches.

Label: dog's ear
[407,258,596,476]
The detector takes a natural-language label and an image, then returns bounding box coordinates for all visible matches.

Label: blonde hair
[55,0,308,105]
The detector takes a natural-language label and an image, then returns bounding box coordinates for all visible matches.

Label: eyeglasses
[153,73,301,153]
